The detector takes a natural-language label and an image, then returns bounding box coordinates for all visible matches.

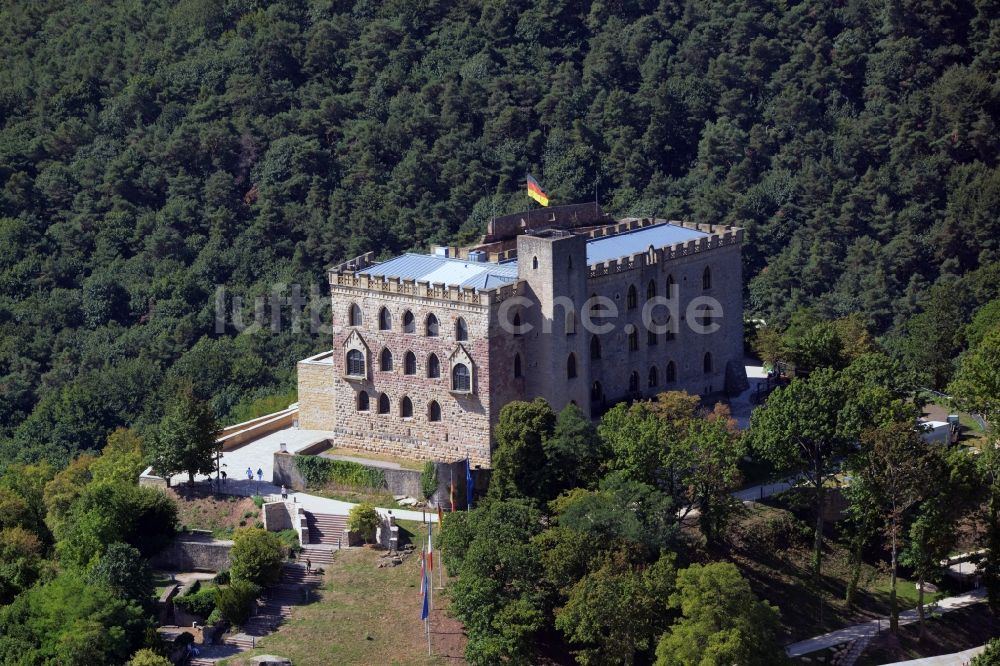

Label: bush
[213,570,230,585]
[215,580,259,627]
[251,495,264,509]
[295,456,386,490]
[276,528,302,553]
[127,649,172,666]
[972,638,1000,665]
[420,461,438,500]
[230,527,284,587]
[348,503,379,543]
[173,586,216,619]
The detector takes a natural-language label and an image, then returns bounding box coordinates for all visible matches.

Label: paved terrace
[163,428,438,523]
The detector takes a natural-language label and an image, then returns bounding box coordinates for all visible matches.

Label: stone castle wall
[325,289,494,467]
[297,352,337,430]
[299,220,745,467]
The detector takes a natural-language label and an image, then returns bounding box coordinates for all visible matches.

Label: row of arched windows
[378,349,441,377]
[509,352,710,382]
[349,304,469,341]
[618,267,712,312]
[349,349,472,392]
[356,391,443,421]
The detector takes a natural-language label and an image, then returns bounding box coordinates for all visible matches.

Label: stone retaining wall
[151,538,233,573]
[273,452,482,510]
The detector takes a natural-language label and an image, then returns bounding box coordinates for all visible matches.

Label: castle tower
[515,230,591,415]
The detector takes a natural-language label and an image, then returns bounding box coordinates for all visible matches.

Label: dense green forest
[2,0,1000,467]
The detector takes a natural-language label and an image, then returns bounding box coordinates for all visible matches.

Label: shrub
[215,580,259,627]
[276,528,302,553]
[420,461,438,500]
[213,570,230,585]
[348,503,380,543]
[230,528,284,587]
[127,649,172,666]
[295,456,386,490]
[251,495,264,509]
[173,586,216,619]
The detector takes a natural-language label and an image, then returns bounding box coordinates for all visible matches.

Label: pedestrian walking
[246,467,253,481]
[220,470,227,484]
[306,557,312,573]
[281,484,288,500]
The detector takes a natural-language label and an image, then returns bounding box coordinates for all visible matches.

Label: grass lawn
[307,486,412,511]
[221,521,465,665]
[321,447,426,471]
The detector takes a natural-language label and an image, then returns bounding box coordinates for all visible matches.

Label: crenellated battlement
[586,222,743,279]
[329,271,526,308]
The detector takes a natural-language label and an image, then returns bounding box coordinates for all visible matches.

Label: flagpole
[427,521,433,612]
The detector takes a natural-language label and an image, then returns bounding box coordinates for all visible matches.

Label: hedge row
[295,456,387,490]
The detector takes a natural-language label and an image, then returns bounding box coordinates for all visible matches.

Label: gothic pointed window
[704,352,713,374]
[378,307,391,330]
[403,310,415,334]
[567,353,577,379]
[629,371,639,393]
[427,353,441,378]
[378,393,390,414]
[348,303,362,327]
[648,367,658,388]
[626,284,637,310]
[346,349,365,377]
[357,391,370,411]
[703,266,712,290]
[590,335,601,360]
[404,351,416,375]
[455,317,468,341]
[426,313,439,337]
[401,396,413,418]
[428,400,442,422]
[514,353,522,378]
[379,348,393,372]
[452,363,471,392]
[666,361,676,383]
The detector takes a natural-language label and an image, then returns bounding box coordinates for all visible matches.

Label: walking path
[157,425,439,523]
[784,589,987,657]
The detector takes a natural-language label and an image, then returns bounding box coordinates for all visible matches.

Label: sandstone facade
[298,209,746,467]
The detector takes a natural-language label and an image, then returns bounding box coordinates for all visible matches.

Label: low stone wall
[273,453,483,510]
[262,501,293,531]
[151,538,233,573]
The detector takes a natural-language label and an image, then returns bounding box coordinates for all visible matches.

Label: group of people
[213,466,289,499]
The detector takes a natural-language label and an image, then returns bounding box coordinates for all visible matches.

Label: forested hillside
[2,0,999,467]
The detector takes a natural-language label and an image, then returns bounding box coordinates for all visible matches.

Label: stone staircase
[305,511,348,546]
[300,543,337,567]
[191,563,324,663]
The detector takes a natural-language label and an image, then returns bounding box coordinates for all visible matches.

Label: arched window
[401,396,413,418]
[452,364,471,392]
[378,307,391,331]
[403,310,415,334]
[626,285,637,310]
[629,371,640,393]
[568,255,573,271]
[514,353,522,378]
[357,391,370,411]
[704,352,713,374]
[648,367,658,388]
[426,313,439,337]
[455,317,468,341]
[666,274,675,298]
[348,303,362,327]
[702,266,712,290]
[628,326,638,352]
[567,353,577,379]
[532,256,539,270]
[346,349,365,377]
[403,351,416,375]
[428,400,442,422]
[666,361,676,383]
[512,311,522,336]
[378,393,390,414]
[427,353,441,378]
[646,280,656,300]
[591,381,603,403]
[379,348,393,372]
[590,335,601,360]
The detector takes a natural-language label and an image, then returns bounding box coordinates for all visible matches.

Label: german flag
[526,174,549,207]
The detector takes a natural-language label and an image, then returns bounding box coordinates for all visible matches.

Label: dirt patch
[168,487,260,538]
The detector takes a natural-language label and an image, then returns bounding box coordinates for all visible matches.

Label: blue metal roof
[358,253,520,290]
[358,223,709,289]
[585,223,708,264]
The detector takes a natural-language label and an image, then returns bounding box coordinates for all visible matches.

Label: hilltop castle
[297,203,747,467]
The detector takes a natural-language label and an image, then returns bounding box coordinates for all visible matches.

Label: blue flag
[465,458,474,509]
[420,569,429,621]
